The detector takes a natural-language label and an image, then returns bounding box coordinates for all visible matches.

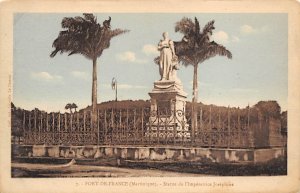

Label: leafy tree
[11,102,16,111]
[65,103,72,113]
[11,103,23,143]
[50,13,128,119]
[280,111,287,136]
[71,103,78,112]
[254,101,281,119]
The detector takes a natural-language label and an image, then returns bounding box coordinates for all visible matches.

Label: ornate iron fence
[191,106,254,148]
[23,111,97,145]
[19,105,270,148]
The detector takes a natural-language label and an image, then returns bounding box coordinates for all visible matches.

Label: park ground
[11,156,287,177]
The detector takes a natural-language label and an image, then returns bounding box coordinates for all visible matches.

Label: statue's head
[162,32,169,39]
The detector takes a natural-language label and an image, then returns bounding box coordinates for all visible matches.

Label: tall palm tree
[174,17,232,104]
[174,17,232,141]
[50,13,128,119]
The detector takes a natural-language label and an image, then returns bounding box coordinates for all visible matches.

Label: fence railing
[16,105,270,148]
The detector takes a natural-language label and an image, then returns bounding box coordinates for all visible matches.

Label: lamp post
[112,77,117,101]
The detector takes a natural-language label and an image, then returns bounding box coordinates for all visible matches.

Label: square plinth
[149,80,187,98]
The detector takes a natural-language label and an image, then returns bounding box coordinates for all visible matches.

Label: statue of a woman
[158,32,177,81]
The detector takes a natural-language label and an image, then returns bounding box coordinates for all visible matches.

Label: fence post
[23,111,26,144]
[83,111,86,145]
[218,109,221,129]
[164,108,168,145]
[209,106,212,147]
[118,109,123,144]
[238,108,241,147]
[89,110,92,145]
[191,103,196,144]
[111,109,114,145]
[157,110,160,145]
[89,111,92,132]
[34,110,37,144]
[218,108,221,147]
[198,107,202,146]
[76,112,79,132]
[141,108,144,144]
[200,107,203,128]
[58,112,60,145]
[97,110,100,145]
[46,113,48,131]
[29,113,31,144]
[63,112,70,143]
[248,106,254,148]
[70,113,73,145]
[227,106,230,148]
[52,112,55,145]
[194,105,198,140]
[173,109,176,146]
[134,109,137,144]
[105,110,107,144]
[34,110,37,130]
[126,109,129,144]
[149,109,152,145]
[39,112,42,144]
[64,113,67,132]
[63,113,66,145]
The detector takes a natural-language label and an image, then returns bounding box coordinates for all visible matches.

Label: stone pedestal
[145,80,190,141]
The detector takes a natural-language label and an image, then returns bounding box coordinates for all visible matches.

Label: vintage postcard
[1,0,300,193]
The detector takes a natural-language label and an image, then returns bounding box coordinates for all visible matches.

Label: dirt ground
[11,156,287,177]
[11,162,205,177]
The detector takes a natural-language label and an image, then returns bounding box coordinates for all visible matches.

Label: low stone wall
[12,145,286,164]
[254,148,285,163]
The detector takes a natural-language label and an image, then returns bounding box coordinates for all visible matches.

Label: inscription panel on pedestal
[157,100,171,116]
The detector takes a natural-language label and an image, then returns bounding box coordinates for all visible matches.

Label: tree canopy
[174,17,232,66]
[50,13,128,60]
[50,14,129,116]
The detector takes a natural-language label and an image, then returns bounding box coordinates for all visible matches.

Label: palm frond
[178,55,196,67]
[208,41,232,59]
[61,17,73,28]
[83,13,96,23]
[202,20,215,36]
[110,28,130,38]
[195,17,200,36]
[174,40,193,56]
[51,14,128,60]
[174,18,232,67]
[194,41,232,64]
[175,17,195,35]
[74,16,85,23]
[68,51,79,56]
[50,49,59,58]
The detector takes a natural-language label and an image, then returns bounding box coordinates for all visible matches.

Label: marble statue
[158,32,178,81]
[146,32,190,141]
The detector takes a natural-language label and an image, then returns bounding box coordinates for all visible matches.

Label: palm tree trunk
[191,63,198,143]
[92,58,97,124]
[92,58,97,112]
[192,63,198,103]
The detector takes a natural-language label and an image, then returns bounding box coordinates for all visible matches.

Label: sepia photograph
[1,0,300,193]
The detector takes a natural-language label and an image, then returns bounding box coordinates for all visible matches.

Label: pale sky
[13,13,287,112]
